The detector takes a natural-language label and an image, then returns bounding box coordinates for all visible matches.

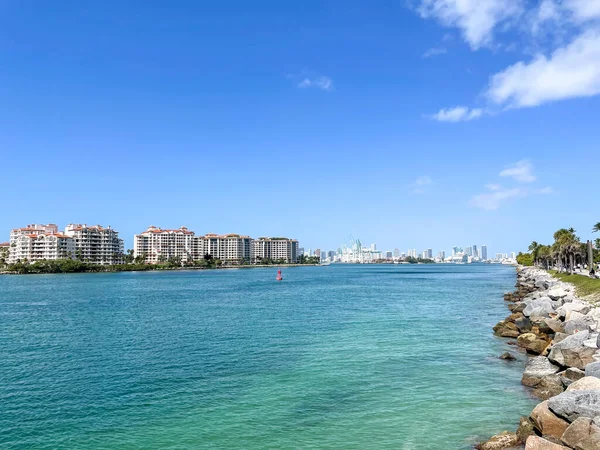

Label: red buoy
[276,269,283,281]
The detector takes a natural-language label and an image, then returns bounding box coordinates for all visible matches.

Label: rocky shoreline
[478,266,600,450]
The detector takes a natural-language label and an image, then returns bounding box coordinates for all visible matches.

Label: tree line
[517,223,600,276]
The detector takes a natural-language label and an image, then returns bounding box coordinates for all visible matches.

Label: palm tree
[593,222,600,233]
[528,241,540,266]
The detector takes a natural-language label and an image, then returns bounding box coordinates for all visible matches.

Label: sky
[1,0,598,256]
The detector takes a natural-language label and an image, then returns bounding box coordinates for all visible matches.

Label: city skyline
[1,3,598,257]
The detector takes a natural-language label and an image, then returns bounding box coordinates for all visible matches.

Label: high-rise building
[385,251,393,259]
[481,245,488,261]
[371,243,377,251]
[401,252,406,258]
[464,246,472,256]
[438,251,446,260]
[253,237,299,263]
[134,226,196,264]
[321,251,327,260]
[327,250,335,259]
[393,248,400,258]
[510,252,517,260]
[452,246,462,256]
[427,248,433,259]
[64,224,124,264]
[472,245,478,258]
[314,248,321,257]
[421,250,428,259]
[299,247,305,256]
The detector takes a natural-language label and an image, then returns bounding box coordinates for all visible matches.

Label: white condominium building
[253,237,299,263]
[8,224,75,263]
[64,224,124,264]
[199,234,253,262]
[134,226,196,264]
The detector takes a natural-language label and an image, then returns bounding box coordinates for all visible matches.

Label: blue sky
[1,1,598,255]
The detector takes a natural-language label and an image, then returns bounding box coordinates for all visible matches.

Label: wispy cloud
[470,187,524,210]
[499,159,536,183]
[422,47,447,58]
[297,75,334,91]
[417,0,600,120]
[470,160,552,210]
[411,176,433,194]
[416,0,524,50]
[430,106,483,122]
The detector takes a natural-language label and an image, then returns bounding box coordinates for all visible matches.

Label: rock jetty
[478,267,600,450]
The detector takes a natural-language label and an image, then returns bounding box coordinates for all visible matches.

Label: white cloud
[297,76,333,91]
[499,159,536,183]
[565,0,600,22]
[538,186,554,194]
[430,106,483,122]
[423,47,448,58]
[470,187,523,210]
[417,0,524,49]
[487,30,600,108]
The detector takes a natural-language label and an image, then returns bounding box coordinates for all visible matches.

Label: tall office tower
[452,246,462,256]
[427,248,433,259]
[481,245,488,260]
[393,248,400,258]
[314,248,321,257]
[371,243,377,251]
[464,246,472,256]
[472,245,478,258]
[299,247,305,256]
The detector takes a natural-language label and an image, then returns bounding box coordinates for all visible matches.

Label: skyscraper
[481,245,488,260]
[427,248,433,259]
[464,246,472,256]
[393,248,400,258]
[472,245,478,258]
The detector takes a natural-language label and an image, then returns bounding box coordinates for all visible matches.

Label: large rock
[532,374,565,400]
[547,287,568,300]
[563,317,596,334]
[478,431,520,450]
[530,401,570,440]
[557,302,592,318]
[547,390,600,422]
[524,298,555,318]
[524,435,569,449]
[523,356,561,387]
[566,376,600,391]
[515,316,533,333]
[548,330,596,369]
[540,319,564,334]
[518,333,550,355]
[561,417,600,450]
[560,367,586,387]
[494,320,521,338]
[585,361,600,378]
[516,416,536,444]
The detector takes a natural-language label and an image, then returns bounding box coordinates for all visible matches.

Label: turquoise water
[0,265,536,449]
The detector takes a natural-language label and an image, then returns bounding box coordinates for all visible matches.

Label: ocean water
[0,264,537,449]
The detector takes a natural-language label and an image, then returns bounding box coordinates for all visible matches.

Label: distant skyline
[1,2,597,255]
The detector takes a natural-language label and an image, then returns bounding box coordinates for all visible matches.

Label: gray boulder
[522,356,561,387]
[585,361,600,378]
[524,298,554,317]
[548,330,595,369]
[547,287,568,300]
[566,376,600,391]
[563,317,596,334]
[557,302,592,318]
[547,390,600,422]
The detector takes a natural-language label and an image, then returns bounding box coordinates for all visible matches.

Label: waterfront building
[452,246,462,256]
[327,250,335,260]
[64,224,124,264]
[133,226,196,264]
[464,246,472,256]
[472,245,478,258]
[8,224,73,263]
[299,247,304,256]
[253,237,299,263]
[393,248,400,258]
[401,252,406,258]
[198,233,254,262]
[427,248,433,259]
[386,251,393,259]
[314,248,321,257]
[321,251,327,261]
